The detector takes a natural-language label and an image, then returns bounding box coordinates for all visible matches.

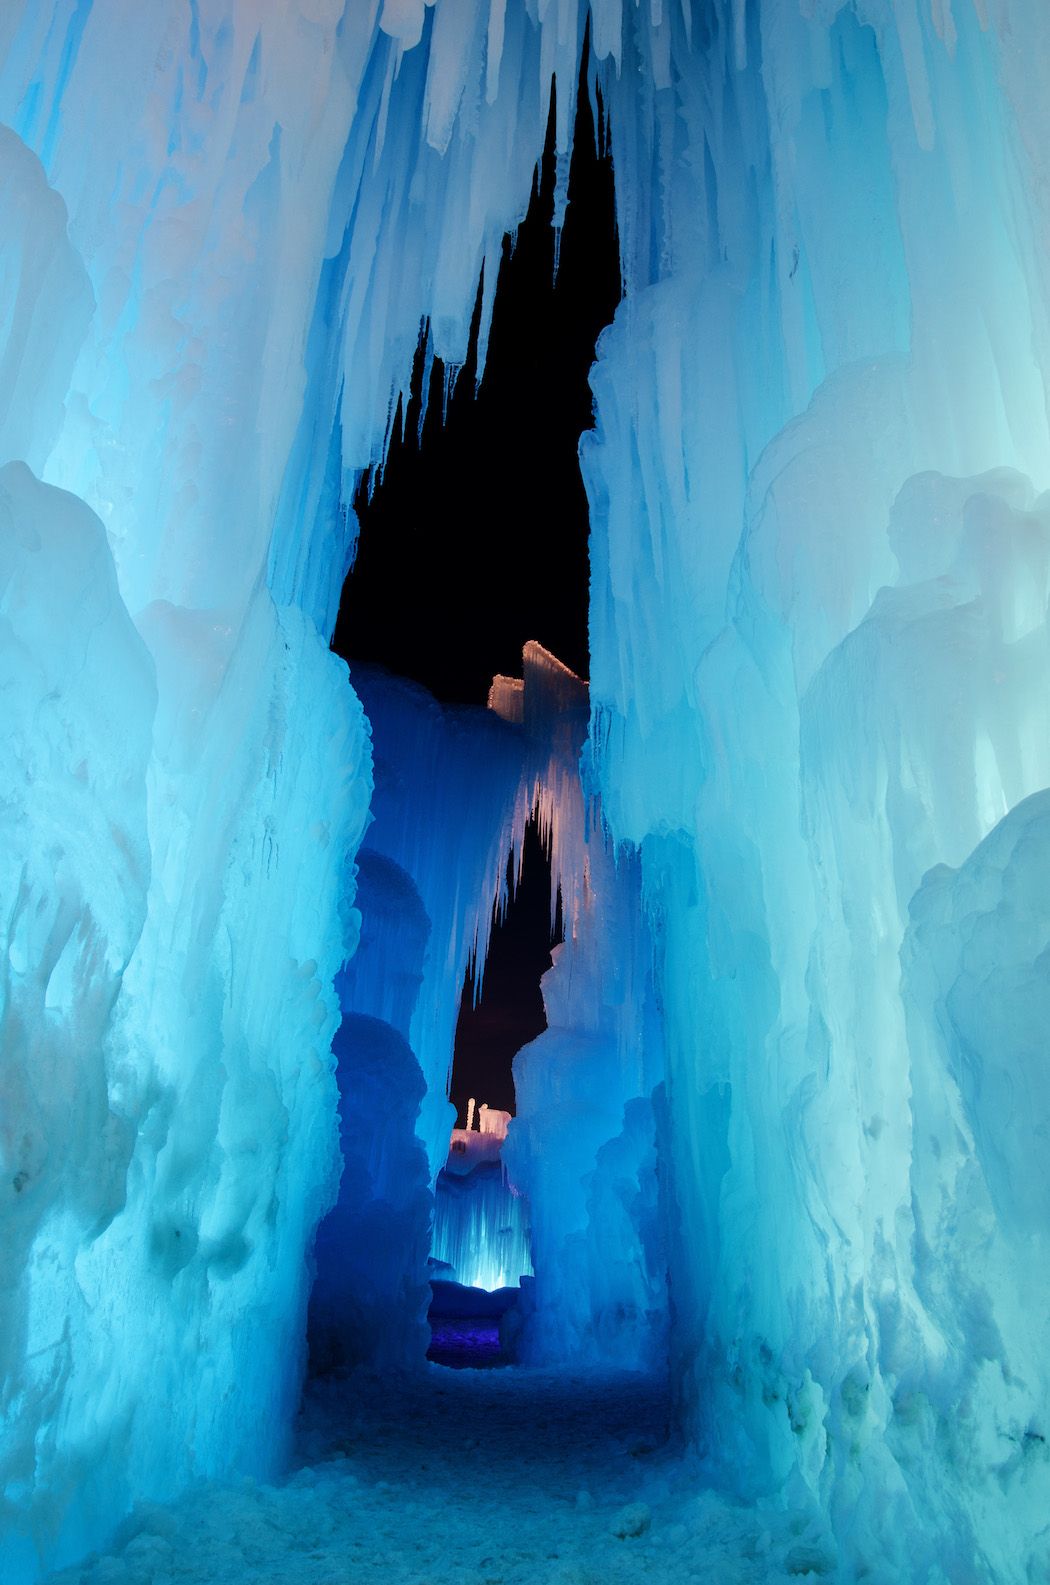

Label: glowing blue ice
[586,5,1050,1580]
[3,4,1050,1583]
[431,1144,534,1293]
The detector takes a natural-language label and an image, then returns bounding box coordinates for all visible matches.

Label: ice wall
[346,669,526,1176]
[308,669,525,1366]
[0,4,597,1575]
[582,2,1050,1577]
[325,648,668,1365]
[0,458,370,1581]
[0,13,378,1575]
[431,1115,532,1294]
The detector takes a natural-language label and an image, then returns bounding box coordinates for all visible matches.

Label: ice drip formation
[3,3,1050,1581]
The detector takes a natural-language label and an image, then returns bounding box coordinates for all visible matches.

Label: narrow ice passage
[6,5,1050,1584]
[47,1364,796,1585]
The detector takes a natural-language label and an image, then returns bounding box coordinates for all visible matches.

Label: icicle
[589,0,623,67]
[731,0,747,72]
[441,359,459,421]
[378,0,427,50]
[373,35,399,167]
[424,0,484,154]
[485,0,507,103]
[416,319,435,443]
[930,0,959,53]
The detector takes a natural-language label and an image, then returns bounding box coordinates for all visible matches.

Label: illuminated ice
[431,1111,534,1293]
[322,649,665,1351]
[585,4,1050,1579]
[494,647,668,1371]
[3,2,1050,1583]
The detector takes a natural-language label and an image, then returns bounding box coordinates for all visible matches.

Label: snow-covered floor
[50,1364,819,1584]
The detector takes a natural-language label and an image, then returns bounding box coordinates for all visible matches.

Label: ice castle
[3,4,1050,1581]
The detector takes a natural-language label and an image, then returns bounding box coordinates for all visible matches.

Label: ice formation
[308,667,522,1361]
[3,3,1050,1583]
[318,649,661,1344]
[582,10,1050,1580]
[431,1134,534,1292]
[493,647,668,1371]
[434,1111,531,1299]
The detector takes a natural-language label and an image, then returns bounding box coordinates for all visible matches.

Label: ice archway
[3,4,1050,1582]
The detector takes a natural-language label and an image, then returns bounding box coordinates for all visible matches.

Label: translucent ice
[0,4,572,1570]
[431,1155,534,1293]
[584,3,1050,1577]
[5,2,1050,1582]
[325,651,668,1358]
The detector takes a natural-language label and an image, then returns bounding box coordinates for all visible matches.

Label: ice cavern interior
[3,2,1050,1582]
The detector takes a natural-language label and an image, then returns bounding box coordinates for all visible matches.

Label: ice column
[498,646,669,1371]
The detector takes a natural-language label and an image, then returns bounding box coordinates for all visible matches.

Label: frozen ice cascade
[3,3,1050,1582]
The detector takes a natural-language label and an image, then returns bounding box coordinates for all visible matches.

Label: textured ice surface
[583,5,1050,1580]
[431,1158,533,1292]
[43,1366,826,1585]
[4,2,1050,1582]
[326,651,666,1357]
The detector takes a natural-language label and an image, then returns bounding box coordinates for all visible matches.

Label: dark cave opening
[332,48,620,705]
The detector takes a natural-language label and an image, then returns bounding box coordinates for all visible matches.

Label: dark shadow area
[298,1364,675,1485]
[427,1317,504,1368]
[426,1281,522,1368]
[450,820,562,1125]
[332,50,620,704]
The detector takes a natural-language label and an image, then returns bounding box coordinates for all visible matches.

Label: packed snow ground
[48,1364,827,1584]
